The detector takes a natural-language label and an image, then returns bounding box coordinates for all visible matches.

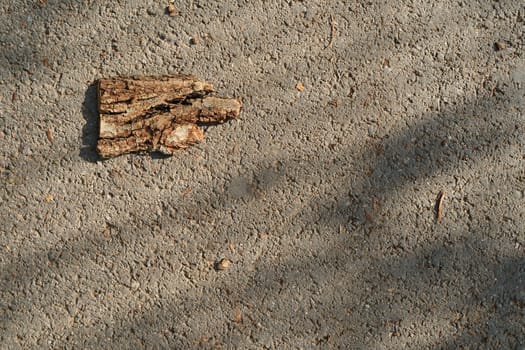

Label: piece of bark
[96,74,242,158]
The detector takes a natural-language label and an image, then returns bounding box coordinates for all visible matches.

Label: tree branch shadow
[2,79,523,348]
[1,0,524,346]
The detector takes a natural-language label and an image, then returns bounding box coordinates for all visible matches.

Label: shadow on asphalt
[1,1,524,347]
[0,0,101,77]
[80,82,102,163]
[3,81,523,348]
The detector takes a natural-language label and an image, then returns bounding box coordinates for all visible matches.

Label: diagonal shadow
[27,220,521,348]
[1,0,524,347]
[1,79,523,348]
[167,83,524,239]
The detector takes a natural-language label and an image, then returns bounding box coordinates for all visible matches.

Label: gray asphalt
[1,1,524,349]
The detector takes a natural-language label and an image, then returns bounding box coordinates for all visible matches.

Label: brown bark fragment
[46,127,54,144]
[96,74,241,158]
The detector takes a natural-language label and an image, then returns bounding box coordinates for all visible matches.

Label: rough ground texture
[1,1,524,349]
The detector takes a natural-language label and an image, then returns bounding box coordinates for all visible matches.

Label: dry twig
[435,190,445,223]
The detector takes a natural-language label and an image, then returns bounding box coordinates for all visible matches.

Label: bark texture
[96,75,242,158]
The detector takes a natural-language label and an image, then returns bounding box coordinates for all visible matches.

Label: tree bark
[96,75,242,158]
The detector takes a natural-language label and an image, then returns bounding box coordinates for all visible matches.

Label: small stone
[167,4,177,17]
[494,40,507,51]
[47,251,57,262]
[296,82,305,91]
[189,36,199,45]
[233,308,243,323]
[131,280,140,290]
[514,190,523,200]
[215,258,231,271]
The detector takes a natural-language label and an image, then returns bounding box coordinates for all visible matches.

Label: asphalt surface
[1,1,524,349]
